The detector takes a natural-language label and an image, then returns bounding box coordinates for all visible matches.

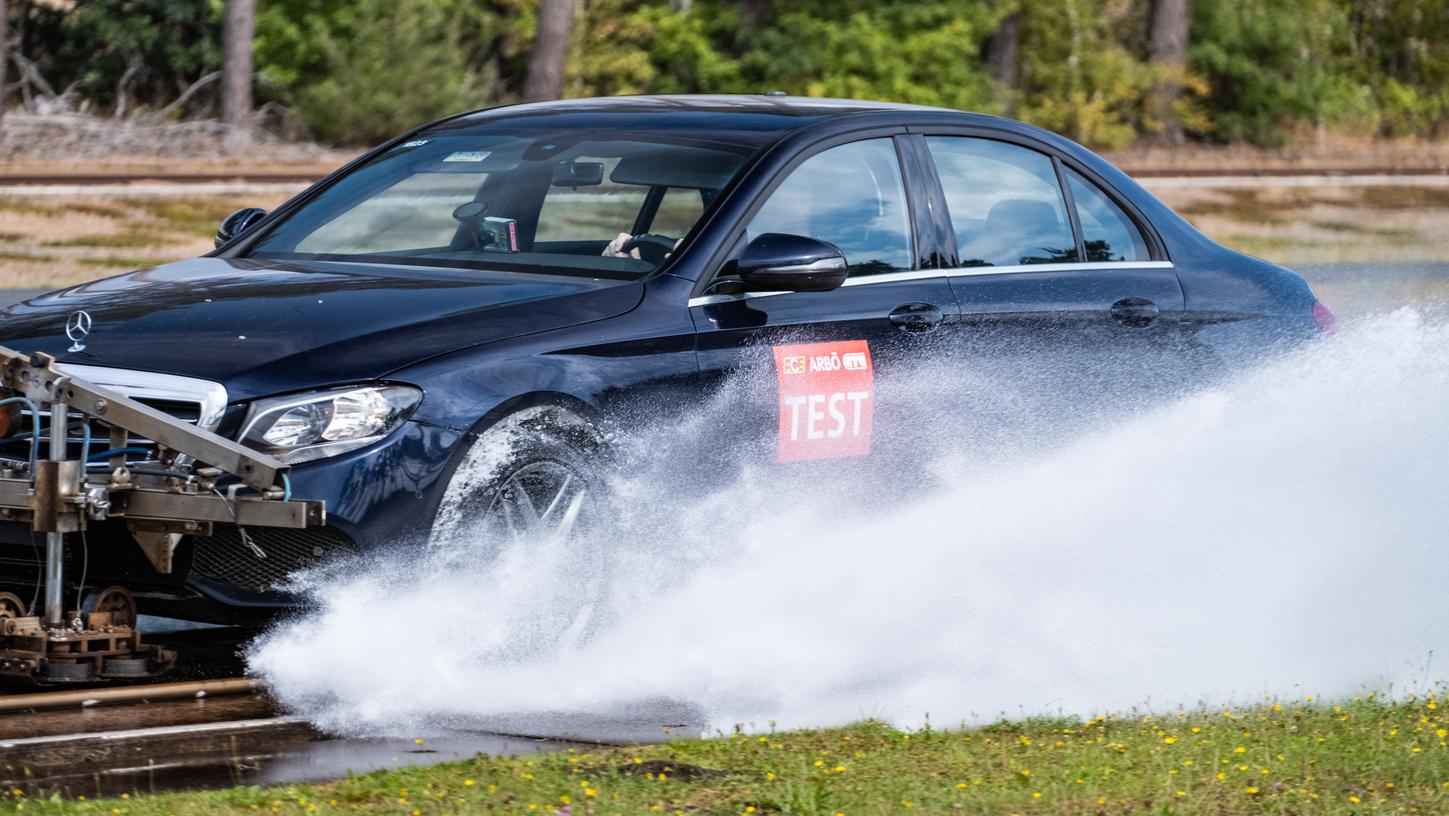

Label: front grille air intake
[189,525,357,593]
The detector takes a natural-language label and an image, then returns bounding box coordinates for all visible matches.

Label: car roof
[424,94,1005,148]
[479,93,960,116]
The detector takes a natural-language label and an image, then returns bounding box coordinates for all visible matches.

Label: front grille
[190,526,357,593]
[0,364,226,468]
[2,398,204,465]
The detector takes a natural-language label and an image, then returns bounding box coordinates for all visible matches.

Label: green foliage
[21,0,222,113]
[570,0,1000,111]
[13,0,1449,147]
[571,1,745,96]
[1188,0,1357,144]
[735,2,1000,110]
[255,0,492,145]
[1340,0,1449,138]
[1016,0,1163,149]
[7,694,1449,814]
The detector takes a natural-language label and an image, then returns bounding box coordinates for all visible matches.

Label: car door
[689,135,958,463]
[912,133,1192,432]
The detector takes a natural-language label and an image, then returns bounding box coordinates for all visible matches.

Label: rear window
[1065,168,1149,262]
[248,131,754,279]
[925,136,1077,267]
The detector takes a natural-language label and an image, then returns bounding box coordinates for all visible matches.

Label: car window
[1065,168,1149,262]
[535,156,648,242]
[649,187,705,239]
[248,131,752,279]
[747,138,913,277]
[295,169,489,255]
[925,137,1077,267]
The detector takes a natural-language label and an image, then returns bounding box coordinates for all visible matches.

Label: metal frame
[0,345,325,685]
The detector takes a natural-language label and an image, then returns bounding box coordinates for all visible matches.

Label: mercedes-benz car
[0,95,1330,622]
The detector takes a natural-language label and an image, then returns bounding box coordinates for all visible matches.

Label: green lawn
[7,691,1449,815]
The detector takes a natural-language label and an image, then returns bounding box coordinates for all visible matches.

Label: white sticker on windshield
[443,151,491,163]
[399,139,429,148]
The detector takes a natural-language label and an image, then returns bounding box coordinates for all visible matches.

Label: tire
[428,405,608,651]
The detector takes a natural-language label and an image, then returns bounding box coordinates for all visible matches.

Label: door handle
[889,302,944,333]
[1109,297,1160,328]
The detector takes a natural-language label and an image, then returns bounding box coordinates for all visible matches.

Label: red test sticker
[772,340,874,462]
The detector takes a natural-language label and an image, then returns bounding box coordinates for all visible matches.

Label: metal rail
[0,677,258,713]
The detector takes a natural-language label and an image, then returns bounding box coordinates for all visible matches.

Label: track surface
[0,679,598,798]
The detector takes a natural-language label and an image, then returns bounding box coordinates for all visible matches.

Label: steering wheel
[622,233,677,266]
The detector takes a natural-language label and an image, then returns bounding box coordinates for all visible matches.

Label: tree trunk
[522,0,576,102]
[221,0,256,151]
[740,0,765,27]
[983,11,1020,117]
[1147,0,1190,143]
[0,0,10,134]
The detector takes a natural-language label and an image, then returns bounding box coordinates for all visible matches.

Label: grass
[5,692,1449,815]
[0,192,290,290]
[1153,183,1449,264]
[42,232,174,249]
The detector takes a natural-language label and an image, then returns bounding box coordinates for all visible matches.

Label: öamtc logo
[772,340,874,462]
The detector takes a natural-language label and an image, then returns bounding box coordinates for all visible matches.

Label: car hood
[0,257,643,399]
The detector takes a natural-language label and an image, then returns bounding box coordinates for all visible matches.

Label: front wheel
[428,406,608,652]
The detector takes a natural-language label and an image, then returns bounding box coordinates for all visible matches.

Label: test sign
[773,340,874,462]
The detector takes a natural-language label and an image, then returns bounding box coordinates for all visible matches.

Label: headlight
[240,384,422,465]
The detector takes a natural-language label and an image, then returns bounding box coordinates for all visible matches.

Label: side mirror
[737,233,848,292]
[215,207,268,248]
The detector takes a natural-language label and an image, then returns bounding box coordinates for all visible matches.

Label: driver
[602,232,644,260]
[601,232,683,262]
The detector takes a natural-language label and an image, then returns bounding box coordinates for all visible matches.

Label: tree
[221,0,257,150]
[1147,0,1191,142]
[523,0,577,101]
[267,0,488,145]
[0,0,9,134]
[1188,0,1354,144]
[983,10,1020,116]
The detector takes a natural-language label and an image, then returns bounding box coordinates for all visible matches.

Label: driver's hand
[602,232,641,260]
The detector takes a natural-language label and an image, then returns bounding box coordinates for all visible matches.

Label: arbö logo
[65,310,93,352]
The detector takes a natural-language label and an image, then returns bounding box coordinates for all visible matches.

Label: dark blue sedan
[0,95,1330,624]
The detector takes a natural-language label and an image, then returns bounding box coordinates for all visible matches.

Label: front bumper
[0,419,465,623]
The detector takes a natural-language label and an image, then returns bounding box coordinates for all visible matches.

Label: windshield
[247,129,756,278]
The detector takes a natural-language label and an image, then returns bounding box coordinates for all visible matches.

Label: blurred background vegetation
[0,0,1446,150]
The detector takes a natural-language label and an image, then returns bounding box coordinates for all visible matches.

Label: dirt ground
[1104,134,1449,174]
[0,192,294,289]
[1149,183,1449,265]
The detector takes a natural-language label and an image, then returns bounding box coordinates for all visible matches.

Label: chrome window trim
[53,363,229,431]
[943,260,1174,277]
[688,290,792,307]
[686,261,1176,307]
[841,269,944,286]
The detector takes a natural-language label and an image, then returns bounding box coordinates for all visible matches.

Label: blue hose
[85,446,152,462]
[0,396,41,476]
[281,472,292,501]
